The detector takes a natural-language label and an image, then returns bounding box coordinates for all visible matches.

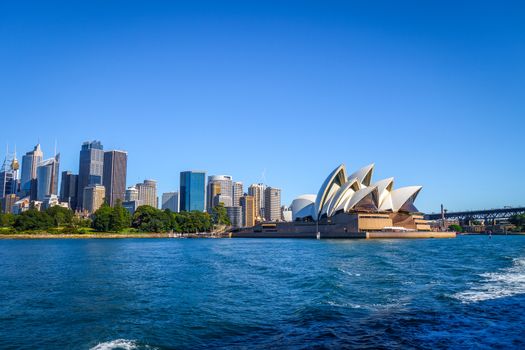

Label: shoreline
[0,232,524,240]
[0,232,228,239]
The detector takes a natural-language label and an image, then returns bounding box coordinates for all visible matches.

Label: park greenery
[510,214,525,232]
[0,202,231,234]
[448,224,463,233]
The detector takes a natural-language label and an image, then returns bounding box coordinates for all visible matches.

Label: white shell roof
[314,164,347,218]
[347,164,374,186]
[391,186,422,212]
[291,164,422,221]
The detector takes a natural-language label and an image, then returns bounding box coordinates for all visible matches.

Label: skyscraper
[264,186,281,222]
[248,183,265,222]
[137,180,158,208]
[226,206,242,228]
[77,141,104,210]
[232,181,243,207]
[103,150,127,207]
[161,192,179,212]
[240,195,255,227]
[180,171,206,212]
[125,186,139,201]
[83,185,106,213]
[20,144,43,194]
[207,175,232,211]
[36,154,60,201]
[1,151,18,198]
[60,171,78,210]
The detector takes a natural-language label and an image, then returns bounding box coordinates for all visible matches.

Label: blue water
[1,236,525,349]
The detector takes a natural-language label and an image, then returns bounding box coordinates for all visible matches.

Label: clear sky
[1,0,524,213]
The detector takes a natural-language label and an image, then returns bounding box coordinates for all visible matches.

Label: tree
[449,224,463,233]
[110,202,132,232]
[91,202,132,232]
[92,203,113,232]
[211,203,231,226]
[510,214,525,229]
[46,206,74,227]
[13,209,53,231]
[132,205,170,232]
[0,213,15,228]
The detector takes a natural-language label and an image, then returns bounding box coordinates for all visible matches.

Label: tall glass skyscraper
[180,171,206,212]
[77,141,104,210]
[36,154,60,201]
[60,171,78,210]
[20,143,43,194]
[103,150,127,207]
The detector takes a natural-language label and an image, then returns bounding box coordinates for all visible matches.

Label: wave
[90,339,158,350]
[453,258,525,303]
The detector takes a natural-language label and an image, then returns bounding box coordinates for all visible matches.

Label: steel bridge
[425,207,525,223]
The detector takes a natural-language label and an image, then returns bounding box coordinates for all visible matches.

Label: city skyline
[0,138,523,214]
[1,1,524,212]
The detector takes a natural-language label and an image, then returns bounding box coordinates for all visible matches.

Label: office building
[248,183,265,222]
[137,179,158,208]
[36,154,60,201]
[60,171,78,210]
[240,195,255,227]
[180,171,206,212]
[103,150,127,207]
[42,194,68,211]
[226,206,242,229]
[207,175,232,211]
[125,186,139,201]
[161,192,179,212]
[281,206,292,222]
[77,141,104,210]
[83,185,106,213]
[123,200,142,215]
[232,181,243,207]
[20,144,43,194]
[1,149,19,198]
[0,194,18,214]
[264,187,281,222]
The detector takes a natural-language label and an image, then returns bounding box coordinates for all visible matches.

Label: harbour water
[1,236,524,349]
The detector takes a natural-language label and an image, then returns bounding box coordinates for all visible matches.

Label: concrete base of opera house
[230,220,456,239]
[230,231,455,239]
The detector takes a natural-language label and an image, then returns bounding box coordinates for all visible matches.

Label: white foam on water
[453,258,525,303]
[326,300,362,309]
[90,339,141,350]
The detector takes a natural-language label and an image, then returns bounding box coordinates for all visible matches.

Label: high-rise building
[60,171,78,210]
[0,194,19,214]
[264,187,281,222]
[248,183,265,222]
[161,192,179,212]
[103,150,127,207]
[281,205,292,222]
[123,186,142,214]
[207,175,232,211]
[77,141,104,210]
[232,181,243,207]
[137,180,158,208]
[180,171,206,212]
[20,144,43,194]
[125,186,139,201]
[83,185,106,213]
[240,195,255,227]
[36,154,60,201]
[226,206,242,228]
[1,164,15,198]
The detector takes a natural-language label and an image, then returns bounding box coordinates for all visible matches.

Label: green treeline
[0,202,231,234]
[510,214,525,232]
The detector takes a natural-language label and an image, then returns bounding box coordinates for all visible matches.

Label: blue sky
[1,0,524,213]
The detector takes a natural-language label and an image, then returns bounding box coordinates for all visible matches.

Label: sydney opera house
[234,164,454,238]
